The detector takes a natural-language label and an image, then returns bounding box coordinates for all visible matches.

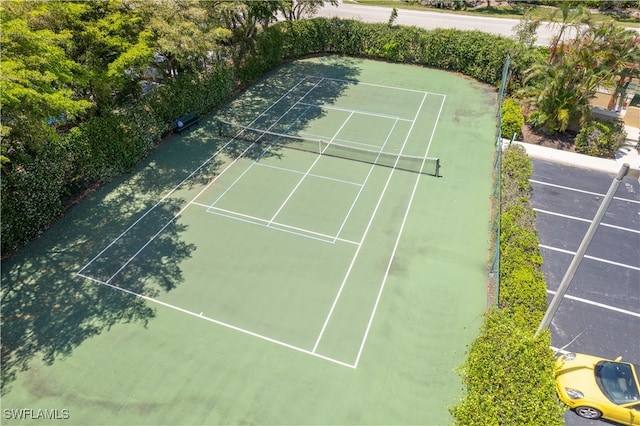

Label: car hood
[556,353,611,403]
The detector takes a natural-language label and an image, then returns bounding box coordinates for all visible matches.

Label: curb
[504,137,640,180]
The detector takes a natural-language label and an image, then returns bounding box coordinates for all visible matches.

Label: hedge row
[278,19,517,85]
[451,145,565,425]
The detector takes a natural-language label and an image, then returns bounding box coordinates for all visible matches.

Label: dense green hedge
[451,146,565,425]
[279,19,517,85]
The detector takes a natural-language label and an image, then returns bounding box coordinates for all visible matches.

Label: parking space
[530,159,640,425]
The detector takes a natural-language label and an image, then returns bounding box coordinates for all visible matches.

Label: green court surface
[1,56,496,425]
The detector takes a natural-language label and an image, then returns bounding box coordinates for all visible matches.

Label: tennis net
[218,119,440,177]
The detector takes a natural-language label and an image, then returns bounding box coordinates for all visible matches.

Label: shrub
[452,308,563,426]
[501,98,525,139]
[574,120,626,158]
[278,19,517,85]
[451,145,565,425]
[1,147,69,254]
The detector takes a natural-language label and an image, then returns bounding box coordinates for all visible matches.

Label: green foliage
[1,147,70,254]
[451,145,565,425]
[279,19,517,85]
[502,144,533,195]
[66,103,165,183]
[574,120,627,158]
[525,20,639,134]
[501,98,525,139]
[452,309,563,426]
[388,7,398,26]
[147,64,234,123]
[0,11,92,147]
[237,25,284,85]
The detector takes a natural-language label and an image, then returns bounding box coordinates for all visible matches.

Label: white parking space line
[539,244,640,271]
[530,179,640,204]
[534,208,640,234]
[547,289,640,318]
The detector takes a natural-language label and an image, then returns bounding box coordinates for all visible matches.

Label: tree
[133,0,231,78]
[525,16,639,134]
[591,24,640,112]
[0,3,92,154]
[547,3,591,64]
[279,0,338,21]
[68,0,155,110]
[388,7,398,27]
[512,13,541,48]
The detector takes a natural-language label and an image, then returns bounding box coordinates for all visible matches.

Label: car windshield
[594,361,640,405]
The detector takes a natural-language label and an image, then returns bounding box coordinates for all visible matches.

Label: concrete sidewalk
[510,125,640,177]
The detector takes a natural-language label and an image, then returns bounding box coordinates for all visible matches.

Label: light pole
[535,163,632,338]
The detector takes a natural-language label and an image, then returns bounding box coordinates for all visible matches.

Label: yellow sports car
[555,352,640,425]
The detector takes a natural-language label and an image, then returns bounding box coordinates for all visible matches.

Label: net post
[435,158,440,177]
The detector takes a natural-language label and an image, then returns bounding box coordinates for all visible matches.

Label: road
[316,1,639,46]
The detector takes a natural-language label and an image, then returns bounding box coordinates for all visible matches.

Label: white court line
[530,179,640,205]
[102,80,327,284]
[77,76,320,277]
[311,75,447,96]
[77,272,355,368]
[333,118,400,243]
[208,81,326,210]
[298,131,382,150]
[268,111,355,226]
[312,91,436,357]
[534,208,640,234]
[297,102,411,122]
[254,162,363,187]
[354,92,445,368]
[197,203,360,245]
[547,289,640,318]
[539,244,640,271]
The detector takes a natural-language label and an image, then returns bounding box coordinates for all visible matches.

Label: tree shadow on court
[0,132,220,395]
[0,56,364,395]
[216,56,363,161]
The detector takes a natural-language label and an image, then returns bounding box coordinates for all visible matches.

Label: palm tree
[526,16,639,134]
[590,24,640,111]
[547,3,591,65]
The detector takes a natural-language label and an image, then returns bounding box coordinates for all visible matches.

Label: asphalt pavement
[521,127,640,426]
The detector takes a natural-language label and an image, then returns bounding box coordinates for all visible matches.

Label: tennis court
[77,69,446,367]
[2,56,497,424]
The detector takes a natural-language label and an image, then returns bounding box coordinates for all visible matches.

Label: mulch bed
[520,124,577,152]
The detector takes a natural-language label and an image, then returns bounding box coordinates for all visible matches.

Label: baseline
[76,271,356,368]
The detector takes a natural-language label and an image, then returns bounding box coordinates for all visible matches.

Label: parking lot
[530,159,640,425]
